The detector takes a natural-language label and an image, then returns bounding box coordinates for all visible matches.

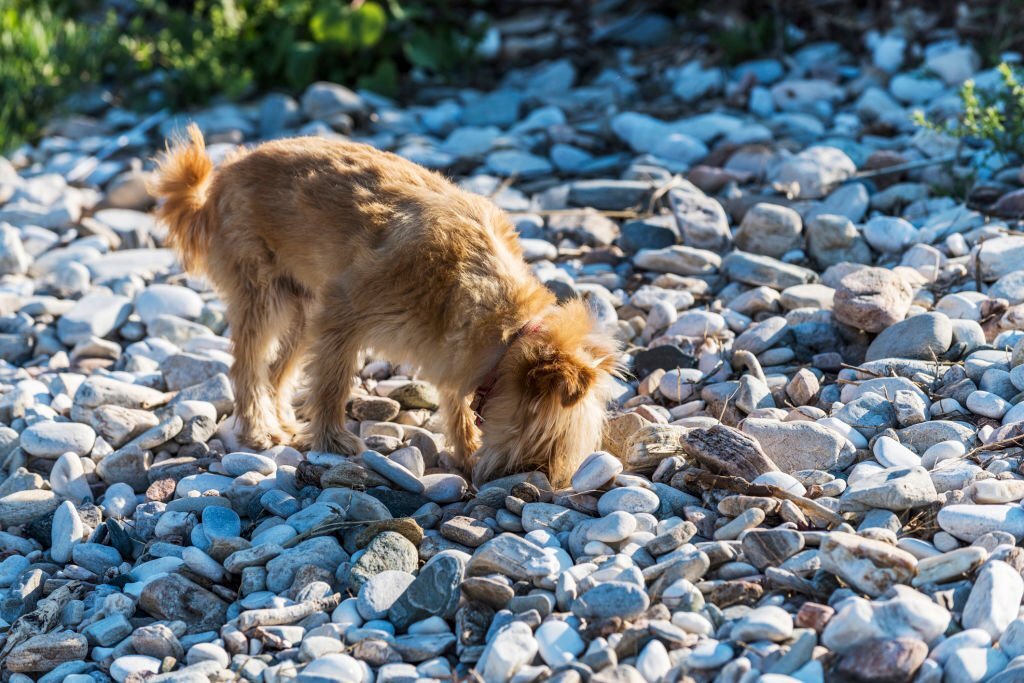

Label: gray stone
[841,466,938,511]
[20,421,96,458]
[571,581,650,620]
[266,536,348,592]
[56,293,132,345]
[388,554,464,630]
[139,573,228,633]
[741,418,853,472]
[774,146,857,199]
[667,183,731,252]
[351,531,419,588]
[734,203,803,258]
[833,267,913,333]
[866,312,953,362]
[722,251,818,290]
[301,82,365,119]
[357,570,415,620]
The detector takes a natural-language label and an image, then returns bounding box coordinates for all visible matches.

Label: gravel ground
[3,9,1024,683]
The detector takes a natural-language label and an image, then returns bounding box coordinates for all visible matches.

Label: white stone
[872,436,921,469]
[301,653,367,683]
[535,619,585,667]
[51,451,93,503]
[586,511,637,544]
[862,216,917,252]
[478,621,539,683]
[666,311,727,338]
[135,284,203,325]
[332,598,364,627]
[102,482,139,518]
[597,486,660,515]
[730,605,794,642]
[50,500,83,564]
[962,560,1024,639]
[110,655,161,683]
[921,440,966,469]
[816,417,869,449]
[636,639,671,681]
[938,505,1024,542]
[966,391,1010,419]
[658,368,704,403]
[752,471,806,496]
[572,452,623,493]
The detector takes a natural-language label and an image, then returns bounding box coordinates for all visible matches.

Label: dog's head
[472,297,622,489]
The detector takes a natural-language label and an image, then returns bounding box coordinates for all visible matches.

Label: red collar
[471,319,543,427]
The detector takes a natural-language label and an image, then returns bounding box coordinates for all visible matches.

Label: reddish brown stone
[834,637,927,683]
[795,601,835,632]
[146,478,176,503]
[707,580,763,608]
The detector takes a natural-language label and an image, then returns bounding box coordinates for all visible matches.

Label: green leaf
[357,57,397,95]
[285,40,318,88]
[310,1,386,49]
[404,28,450,72]
[350,2,387,47]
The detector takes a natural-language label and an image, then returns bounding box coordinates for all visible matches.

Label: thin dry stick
[965,434,1024,462]
[846,154,958,182]
[533,208,643,219]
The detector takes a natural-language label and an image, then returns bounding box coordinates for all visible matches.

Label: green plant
[0,0,117,151]
[0,0,484,154]
[118,0,483,105]
[914,62,1024,164]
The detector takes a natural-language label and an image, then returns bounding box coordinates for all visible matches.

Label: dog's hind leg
[222,267,293,449]
[294,288,366,456]
[268,281,311,437]
[442,390,481,475]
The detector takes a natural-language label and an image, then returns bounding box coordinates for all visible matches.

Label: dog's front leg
[443,390,482,474]
[294,294,366,456]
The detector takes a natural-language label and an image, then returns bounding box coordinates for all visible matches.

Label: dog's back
[151,125,529,299]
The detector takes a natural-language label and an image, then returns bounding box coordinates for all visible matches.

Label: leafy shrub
[0,1,117,151]
[116,0,485,103]
[1,0,484,153]
[914,63,1024,163]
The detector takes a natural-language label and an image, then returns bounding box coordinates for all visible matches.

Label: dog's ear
[527,352,596,407]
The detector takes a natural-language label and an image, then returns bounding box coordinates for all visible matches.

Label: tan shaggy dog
[150,124,621,487]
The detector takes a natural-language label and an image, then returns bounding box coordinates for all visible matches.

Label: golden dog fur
[150,125,620,486]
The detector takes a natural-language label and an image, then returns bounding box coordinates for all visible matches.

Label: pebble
[357,571,416,620]
[572,582,650,620]
[818,532,918,597]
[938,505,1024,542]
[110,656,162,683]
[962,561,1024,639]
[20,421,96,458]
[535,620,585,667]
[833,267,912,333]
[865,312,953,361]
[730,605,794,642]
[50,500,83,564]
[597,486,660,515]
[572,452,623,492]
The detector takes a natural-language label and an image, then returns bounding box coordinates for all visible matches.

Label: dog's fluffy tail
[150,123,214,274]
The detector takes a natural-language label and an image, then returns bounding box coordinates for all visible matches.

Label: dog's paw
[294,425,365,455]
[242,427,292,451]
[277,416,301,438]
